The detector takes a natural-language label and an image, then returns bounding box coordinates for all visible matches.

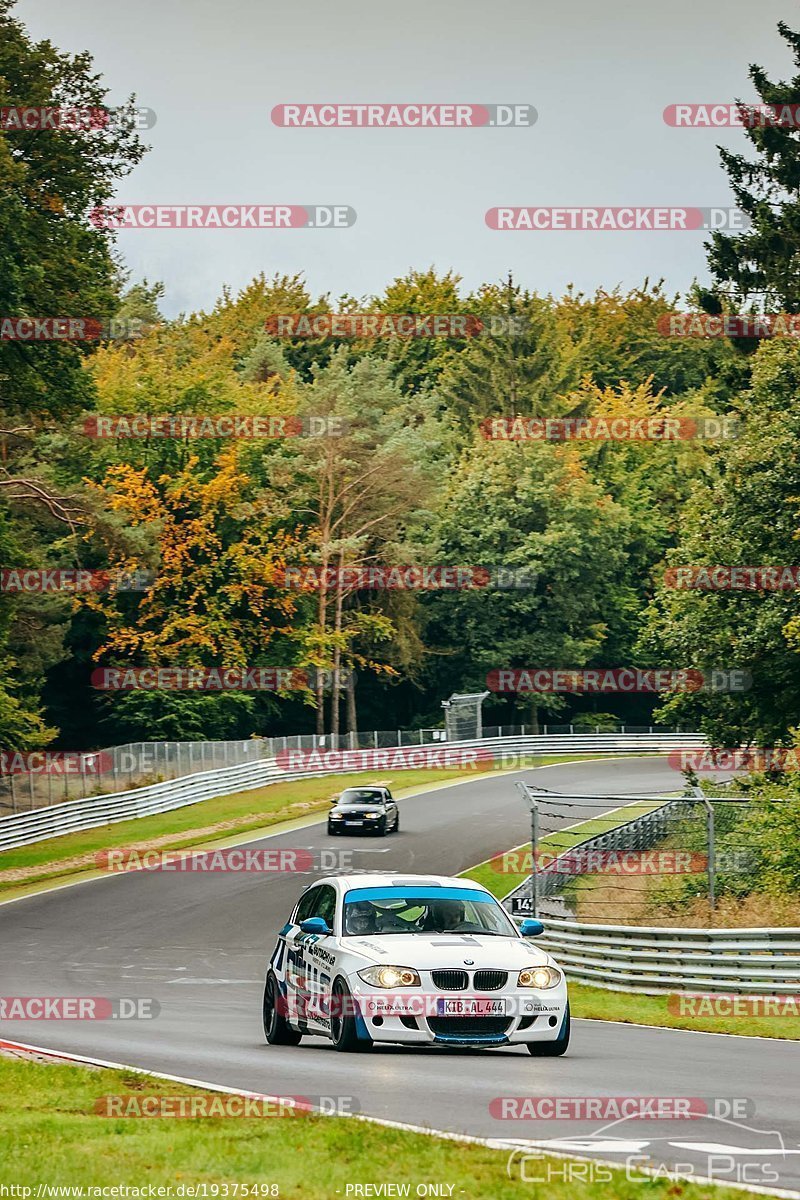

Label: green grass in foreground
[0,756,601,899]
[463,805,800,1040]
[0,1056,765,1199]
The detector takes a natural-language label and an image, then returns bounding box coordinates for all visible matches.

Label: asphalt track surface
[2,757,799,1195]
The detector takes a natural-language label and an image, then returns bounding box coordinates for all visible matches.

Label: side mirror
[300,917,331,936]
[329,795,340,805]
[519,918,544,937]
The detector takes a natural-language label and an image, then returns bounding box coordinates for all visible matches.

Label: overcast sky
[15,0,795,316]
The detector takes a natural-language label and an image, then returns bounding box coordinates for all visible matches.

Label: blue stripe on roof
[344,886,494,903]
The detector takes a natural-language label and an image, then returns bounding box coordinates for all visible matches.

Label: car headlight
[330,812,343,819]
[365,812,380,819]
[358,966,421,988]
[518,966,562,989]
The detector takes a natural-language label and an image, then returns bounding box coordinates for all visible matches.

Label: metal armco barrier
[530,918,800,995]
[503,789,794,994]
[0,732,703,852]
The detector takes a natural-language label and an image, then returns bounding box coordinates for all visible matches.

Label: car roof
[340,782,388,791]
[310,873,493,894]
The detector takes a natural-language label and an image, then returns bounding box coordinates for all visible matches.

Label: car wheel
[378,817,388,836]
[527,1003,570,1056]
[330,978,372,1052]
[393,812,400,833]
[263,972,302,1046]
[327,825,337,835]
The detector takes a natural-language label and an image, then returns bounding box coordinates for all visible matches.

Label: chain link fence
[0,723,686,816]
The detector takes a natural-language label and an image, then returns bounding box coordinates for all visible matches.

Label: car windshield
[338,789,384,807]
[342,887,518,937]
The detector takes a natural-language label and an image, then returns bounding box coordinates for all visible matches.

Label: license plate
[347,820,364,826]
[436,998,507,1016]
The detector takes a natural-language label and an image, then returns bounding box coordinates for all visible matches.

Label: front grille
[431,969,468,990]
[428,1016,512,1037]
[473,969,508,991]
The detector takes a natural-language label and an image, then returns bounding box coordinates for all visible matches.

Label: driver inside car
[344,901,378,935]
[423,899,467,932]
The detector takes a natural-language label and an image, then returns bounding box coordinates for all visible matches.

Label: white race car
[263,872,569,1054]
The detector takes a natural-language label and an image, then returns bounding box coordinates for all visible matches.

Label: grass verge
[568,981,800,1039]
[0,1053,769,1199]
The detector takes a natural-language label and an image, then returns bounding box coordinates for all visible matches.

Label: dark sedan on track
[327,785,399,836]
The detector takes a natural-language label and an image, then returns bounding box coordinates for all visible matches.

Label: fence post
[516,782,540,919]
[692,785,715,917]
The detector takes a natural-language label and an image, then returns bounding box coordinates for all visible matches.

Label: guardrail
[532,918,800,995]
[0,723,692,812]
[0,732,703,852]
[502,788,796,994]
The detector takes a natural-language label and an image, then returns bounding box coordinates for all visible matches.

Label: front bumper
[348,976,569,1046]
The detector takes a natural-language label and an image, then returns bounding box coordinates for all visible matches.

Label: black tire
[527,1003,570,1056]
[330,978,372,1052]
[393,812,399,833]
[327,825,337,835]
[263,972,302,1046]
[377,817,388,836]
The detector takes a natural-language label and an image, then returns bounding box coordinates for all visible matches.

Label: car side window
[294,886,322,925]
[315,885,337,929]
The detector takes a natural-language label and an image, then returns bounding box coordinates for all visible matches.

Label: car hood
[344,933,552,969]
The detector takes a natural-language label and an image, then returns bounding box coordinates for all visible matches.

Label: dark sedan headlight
[518,966,562,989]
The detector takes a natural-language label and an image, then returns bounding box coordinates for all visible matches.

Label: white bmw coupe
[263,872,569,1054]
